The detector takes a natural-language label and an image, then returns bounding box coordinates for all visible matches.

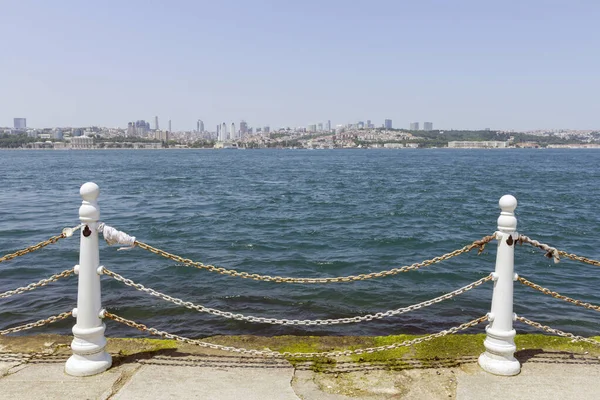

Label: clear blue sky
[1,1,598,131]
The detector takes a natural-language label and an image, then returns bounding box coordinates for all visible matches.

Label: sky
[1,0,599,131]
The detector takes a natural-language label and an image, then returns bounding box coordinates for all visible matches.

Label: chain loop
[518,276,600,312]
[0,225,82,265]
[134,235,495,284]
[516,316,600,346]
[0,311,72,335]
[0,269,75,299]
[105,312,487,358]
[103,268,492,325]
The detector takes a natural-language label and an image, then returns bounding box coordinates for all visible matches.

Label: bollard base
[65,352,112,377]
[478,351,520,376]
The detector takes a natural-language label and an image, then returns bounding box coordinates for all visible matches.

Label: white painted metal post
[478,195,521,376]
[65,182,112,376]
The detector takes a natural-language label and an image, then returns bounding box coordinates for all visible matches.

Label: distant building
[197,120,204,132]
[231,123,236,140]
[308,124,317,132]
[155,130,169,142]
[263,126,270,134]
[366,120,372,129]
[13,118,26,129]
[384,119,393,129]
[326,120,331,132]
[154,116,159,130]
[318,123,323,131]
[53,129,63,140]
[221,123,227,140]
[240,120,248,136]
[448,141,509,149]
[168,120,172,133]
[72,128,83,137]
[424,122,433,131]
[410,122,420,131]
[71,136,94,149]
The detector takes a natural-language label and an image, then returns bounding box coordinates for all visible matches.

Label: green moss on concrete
[108,337,178,356]
[515,334,600,355]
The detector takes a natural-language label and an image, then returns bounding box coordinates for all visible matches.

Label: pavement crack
[104,364,142,400]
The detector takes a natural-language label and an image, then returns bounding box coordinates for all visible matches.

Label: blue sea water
[1,149,599,338]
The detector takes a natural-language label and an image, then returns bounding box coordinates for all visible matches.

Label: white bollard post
[478,195,521,376]
[65,182,112,376]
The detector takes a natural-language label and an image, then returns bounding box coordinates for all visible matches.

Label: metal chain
[518,276,600,312]
[0,311,72,335]
[103,268,492,325]
[516,316,600,346]
[0,224,82,265]
[0,269,74,299]
[105,311,487,358]
[518,235,600,267]
[134,235,495,284]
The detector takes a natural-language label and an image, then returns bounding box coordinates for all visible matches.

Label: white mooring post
[478,195,521,376]
[65,182,112,376]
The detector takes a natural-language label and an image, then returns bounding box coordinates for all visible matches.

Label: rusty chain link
[0,311,72,335]
[0,224,82,265]
[0,269,75,299]
[517,235,600,267]
[105,311,487,358]
[516,316,600,346]
[134,234,495,284]
[517,276,600,312]
[103,267,492,325]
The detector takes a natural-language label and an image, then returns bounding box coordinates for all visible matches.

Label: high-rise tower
[154,116,159,130]
[231,123,236,140]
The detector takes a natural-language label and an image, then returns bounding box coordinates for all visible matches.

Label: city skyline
[2,2,599,131]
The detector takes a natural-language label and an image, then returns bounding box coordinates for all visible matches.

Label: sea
[1,149,599,338]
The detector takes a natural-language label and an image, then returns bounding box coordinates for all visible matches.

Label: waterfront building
[448,141,509,148]
[424,122,433,131]
[13,118,26,129]
[384,119,393,129]
[154,116,159,130]
[410,122,420,131]
[71,136,94,149]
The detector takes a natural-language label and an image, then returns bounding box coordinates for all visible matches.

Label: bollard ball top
[499,195,517,213]
[80,182,100,202]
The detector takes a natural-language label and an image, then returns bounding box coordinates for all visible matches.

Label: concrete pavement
[1,335,600,399]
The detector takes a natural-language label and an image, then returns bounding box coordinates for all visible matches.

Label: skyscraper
[326,120,331,132]
[222,123,227,140]
[240,120,248,136]
[424,122,433,131]
[13,118,26,129]
[154,116,159,130]
[197,119,204,133]
[168,120,172,132]
[216,125,221,140]
[410,122,420,130]
[231,123,236,140]
[366,119,372,128]
[384,119,393,129]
